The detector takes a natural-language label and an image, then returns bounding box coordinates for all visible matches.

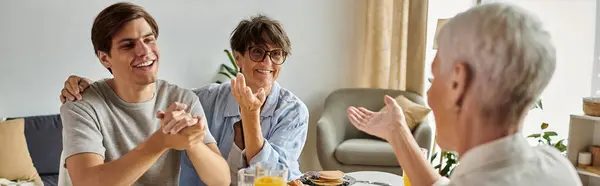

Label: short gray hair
[436,3,556,123]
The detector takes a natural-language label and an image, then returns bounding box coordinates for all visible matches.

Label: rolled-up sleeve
[242,101,309,181]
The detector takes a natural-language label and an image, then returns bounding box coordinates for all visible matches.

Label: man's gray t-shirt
[58,79,216,186]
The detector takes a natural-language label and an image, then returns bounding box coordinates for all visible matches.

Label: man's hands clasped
[58,75,206,151]
[154,102,207,151]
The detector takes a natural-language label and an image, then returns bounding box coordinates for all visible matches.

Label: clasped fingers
[162,111,197,134]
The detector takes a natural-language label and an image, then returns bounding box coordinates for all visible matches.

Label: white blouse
[433,133,582,186]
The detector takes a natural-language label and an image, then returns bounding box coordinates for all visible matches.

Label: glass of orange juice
[403,148,429,186]
[254,161,288,186]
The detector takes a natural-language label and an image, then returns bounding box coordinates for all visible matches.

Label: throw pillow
[381,95,431,131]
[0,118,42,186]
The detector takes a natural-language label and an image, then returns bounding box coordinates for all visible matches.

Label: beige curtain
[356,0,429,95]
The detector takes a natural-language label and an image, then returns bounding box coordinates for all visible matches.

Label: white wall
[0,0,364,172]
[494,0,597,141]
[593,0,600,97]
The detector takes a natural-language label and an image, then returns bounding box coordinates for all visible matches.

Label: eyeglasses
[247,46,287,65]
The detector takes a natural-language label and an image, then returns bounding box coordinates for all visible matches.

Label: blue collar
[223,81,280,118]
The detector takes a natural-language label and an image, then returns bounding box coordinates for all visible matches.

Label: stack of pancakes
[288,170,346,186]
[308,170,345,186]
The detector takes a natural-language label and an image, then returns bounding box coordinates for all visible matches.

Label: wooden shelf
[571,114,600,122]
[578,168,600,178]
[569,115,600,185]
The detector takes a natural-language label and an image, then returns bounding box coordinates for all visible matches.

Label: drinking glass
[238,167,256,186]
[254,161,288,186]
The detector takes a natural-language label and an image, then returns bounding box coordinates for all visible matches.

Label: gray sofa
[316,88,433,175]
[7,114,62,186]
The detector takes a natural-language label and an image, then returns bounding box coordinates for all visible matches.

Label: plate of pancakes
[289,170,356,186]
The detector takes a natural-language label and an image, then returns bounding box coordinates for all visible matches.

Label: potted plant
[526,123,567,154]
[430,151,457,177]
[215,49,239,84]
[525,100,567,155]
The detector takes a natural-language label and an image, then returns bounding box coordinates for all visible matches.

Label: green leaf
[221,64,238,76]
[544,131,558,137]
[553,140,563,148]
[440,164,452,176]
[218,71,233,79]
[554,139,567,152]
[555,139,565,145]
[527,134,541,138]
[224,49,238,69]
[447,159,456,164]
[430,152,438,164]
[559,145,567,152]
[444,151,453,156]
[541,123,549,130]
[559,146,567,152]
[428,77,433,83]
[434,165,441,169]
[445,152,457,160]
[543,135,551,145]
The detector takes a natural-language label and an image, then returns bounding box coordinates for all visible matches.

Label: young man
[57,2,229,186]
[60,14,309,185]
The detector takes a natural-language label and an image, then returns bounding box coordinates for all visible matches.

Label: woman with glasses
[58,14,309,186]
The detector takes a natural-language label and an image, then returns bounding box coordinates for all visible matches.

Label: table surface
[346,171,404,186]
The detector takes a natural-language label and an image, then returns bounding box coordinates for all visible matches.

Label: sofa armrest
[316,115,345,170]
[412,121,433,157]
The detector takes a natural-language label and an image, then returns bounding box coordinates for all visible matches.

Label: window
[424,0,477,134]
[424,0,475,92]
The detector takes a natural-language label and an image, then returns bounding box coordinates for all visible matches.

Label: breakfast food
[317,170,345,180]
[302,170,346,186]
[287,179,307,186]
[294,170,350,186]
[309,178,343,186]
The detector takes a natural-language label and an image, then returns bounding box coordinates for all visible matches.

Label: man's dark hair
[91,2,159,74]
[230,14,291,55]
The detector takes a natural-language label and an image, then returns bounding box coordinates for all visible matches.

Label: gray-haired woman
[348,3,581,186]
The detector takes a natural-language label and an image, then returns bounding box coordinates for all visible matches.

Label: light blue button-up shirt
[179,81,309,186]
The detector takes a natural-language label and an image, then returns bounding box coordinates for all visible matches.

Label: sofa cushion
[41,174,58,186]
[8,114,64,175]
[23,114,63,175]
[0,118,43,185]
[334,139,399,167]
[381,95,431,131]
